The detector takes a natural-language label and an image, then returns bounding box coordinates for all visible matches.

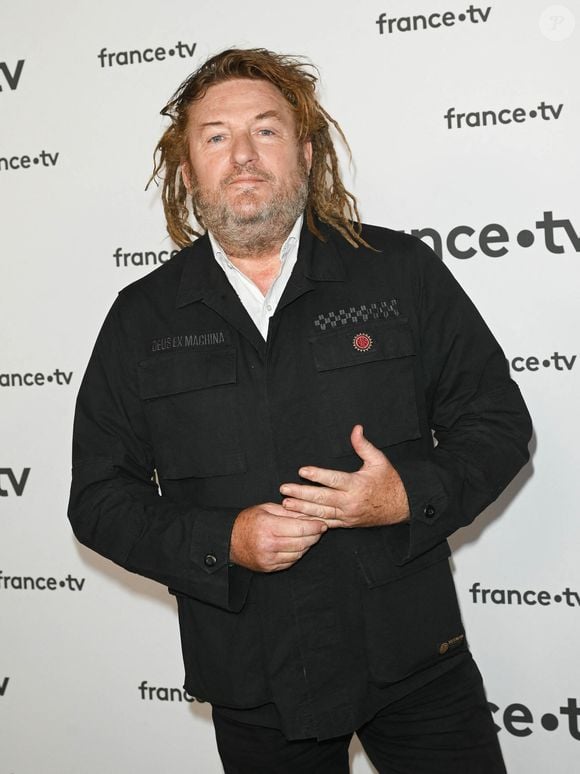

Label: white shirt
[208,215,303,340]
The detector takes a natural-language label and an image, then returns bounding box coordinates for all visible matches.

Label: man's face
[182,78,312,240]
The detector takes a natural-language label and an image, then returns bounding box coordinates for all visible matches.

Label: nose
[230,131,258,167]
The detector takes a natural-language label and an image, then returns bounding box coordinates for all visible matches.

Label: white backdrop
[1,1,579,772]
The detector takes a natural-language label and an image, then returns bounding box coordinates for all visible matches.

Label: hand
[279,425,410,528]
[230,503,328,573]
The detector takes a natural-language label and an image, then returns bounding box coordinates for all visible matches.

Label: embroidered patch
[353,333,373,352]
[150,331,226,353]
[314,299,399,332]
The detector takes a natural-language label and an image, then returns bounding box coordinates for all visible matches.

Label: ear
[302,139,313,174]
[181,161,192,192]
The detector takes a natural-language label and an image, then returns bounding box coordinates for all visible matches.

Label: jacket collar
[299,217,347,283]
[175,217,346,309]
[174,218,347,356]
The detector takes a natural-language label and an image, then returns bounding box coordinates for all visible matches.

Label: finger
[350,424,386,465]
[268,558,302,572]
[275,532,323,553]
[282,507,348,529]
[279,482,341,505]
[261,502,294,517]
[268,544,316,569]
[282,497,339,521]
[284,466,350,490]
[262,503,327,522]
[272,517,328,537]
[269,562,295,572]
[317,518,344,529]
[274,509,328,523]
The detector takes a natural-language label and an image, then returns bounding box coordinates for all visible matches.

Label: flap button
[439,642,449,655]
[424,504,436,518]
[204,554,217,567]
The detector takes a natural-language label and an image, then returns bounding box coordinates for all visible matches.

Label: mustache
[222,165,275,186]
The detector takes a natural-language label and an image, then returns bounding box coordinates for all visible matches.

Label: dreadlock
[148,47,368,249]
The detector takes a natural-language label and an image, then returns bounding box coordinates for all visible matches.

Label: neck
[220,236,285,296]
[228,252,283,296]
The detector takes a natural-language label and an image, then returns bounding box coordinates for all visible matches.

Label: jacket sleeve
[67,296,252,611]
[387,237,533,563]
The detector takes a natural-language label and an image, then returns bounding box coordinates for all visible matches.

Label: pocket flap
[137,348,236,399]
[355,538,450,589]
[311,319,414,372]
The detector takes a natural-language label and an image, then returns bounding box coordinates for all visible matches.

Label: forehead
[187,77,295,126]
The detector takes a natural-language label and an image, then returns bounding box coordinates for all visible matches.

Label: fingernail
[280,485,289,494]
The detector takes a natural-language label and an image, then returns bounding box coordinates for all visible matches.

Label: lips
[228,177,266,184]
[224,167,273,186]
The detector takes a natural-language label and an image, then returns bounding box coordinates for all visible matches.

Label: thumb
[350,425,385,465]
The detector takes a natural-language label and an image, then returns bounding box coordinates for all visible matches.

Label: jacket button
[204,554,217,567]
[424,504,436,518]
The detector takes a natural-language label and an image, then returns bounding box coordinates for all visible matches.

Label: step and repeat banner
[1,1,578,772]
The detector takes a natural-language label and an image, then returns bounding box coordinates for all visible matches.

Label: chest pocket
[310,318,421,456]
[137,347,245,478]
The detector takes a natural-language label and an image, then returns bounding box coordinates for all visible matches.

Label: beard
[191,156,309,258]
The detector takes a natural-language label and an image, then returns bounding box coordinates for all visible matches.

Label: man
[69,48,532,773]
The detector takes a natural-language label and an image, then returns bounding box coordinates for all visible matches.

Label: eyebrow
[255,110,282,121]
[198,110,283,129]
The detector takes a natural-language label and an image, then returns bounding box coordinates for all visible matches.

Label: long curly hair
[148,48,367,248]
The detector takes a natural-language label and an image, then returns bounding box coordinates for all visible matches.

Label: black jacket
[68,221,532,740]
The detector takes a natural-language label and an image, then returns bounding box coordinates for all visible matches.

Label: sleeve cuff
[189,507,252,611]
[386,457,449,564]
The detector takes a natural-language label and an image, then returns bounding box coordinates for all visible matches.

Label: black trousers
[212,656,506,774]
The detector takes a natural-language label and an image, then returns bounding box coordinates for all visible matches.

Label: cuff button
[424,504,436,518]
[204,553,217,567]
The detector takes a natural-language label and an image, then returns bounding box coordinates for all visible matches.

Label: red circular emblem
[353,333,373,352]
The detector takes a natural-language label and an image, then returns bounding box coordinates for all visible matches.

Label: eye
[257,128,275,136]
[208,134,225,144]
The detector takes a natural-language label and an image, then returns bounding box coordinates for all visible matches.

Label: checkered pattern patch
[314,299,400,331]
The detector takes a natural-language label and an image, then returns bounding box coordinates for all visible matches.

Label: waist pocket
[354,537,466,684]
[175,591,270,707]
[137,347,245,478]
[310,318,421,457]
